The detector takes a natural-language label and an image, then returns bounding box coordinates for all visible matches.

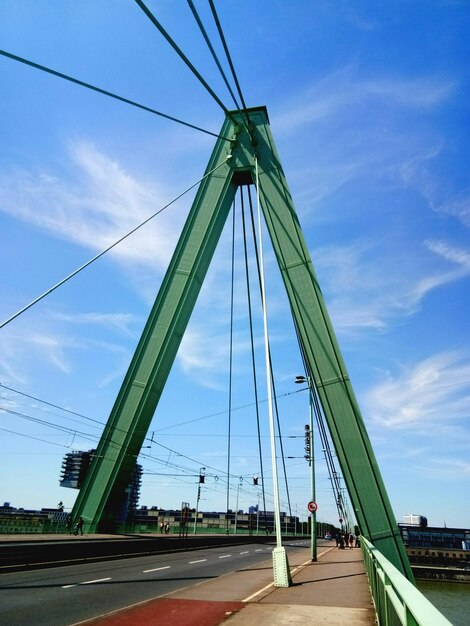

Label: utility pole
[193,467,205,535]
[234,477,243,534]
[296,375,317,561]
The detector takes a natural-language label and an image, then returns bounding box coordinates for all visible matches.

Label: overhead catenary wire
[0,381,306,441]
[133,0,234,120]
[0,426,67,449]
[1,399,256,488]
[1,404,298,516]
[0,156,231,330]
[0,49,228,141]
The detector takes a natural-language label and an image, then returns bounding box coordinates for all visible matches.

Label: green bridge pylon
[71,106,413,581]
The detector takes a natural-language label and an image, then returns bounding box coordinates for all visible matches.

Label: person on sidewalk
[74,516,84,536]
[65,515,73,534]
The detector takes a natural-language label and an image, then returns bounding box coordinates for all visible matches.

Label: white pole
[254,158,282,550]
[309,382,317,560]
[254,160,291,587]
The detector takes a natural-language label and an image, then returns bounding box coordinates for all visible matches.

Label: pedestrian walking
[65,515,72,534]
[74,516,84,536]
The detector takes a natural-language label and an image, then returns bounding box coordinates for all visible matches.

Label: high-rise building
[60,450,93,489]
[59,450,142,520]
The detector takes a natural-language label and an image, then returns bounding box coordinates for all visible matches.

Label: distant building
[59,449,142,521]
[402,514,428,527]
[0,502,67,533]
[60,450,94,489]
[399,523,470,550]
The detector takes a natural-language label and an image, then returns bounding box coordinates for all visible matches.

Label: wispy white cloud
[274,67,455,135]
[364,351,470,428]
[312,236,470,336]
[48,311,138,335]
[424,240,470,270]
[0,141,185,273]
[437,194,470,228]
[0,317,133,390]
[0,329,72,376]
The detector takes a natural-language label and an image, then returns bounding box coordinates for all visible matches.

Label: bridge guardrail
[361,536,452,626]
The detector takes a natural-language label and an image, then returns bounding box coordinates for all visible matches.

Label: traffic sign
[307,501,318,513]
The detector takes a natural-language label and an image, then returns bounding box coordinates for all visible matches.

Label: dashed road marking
[218,554,231,559]
[189,559,207,564]
[239,551,249,554]
[81,578,111,585]
[143,566,171,573]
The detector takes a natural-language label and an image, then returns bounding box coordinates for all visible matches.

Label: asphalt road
[0,539,316,625]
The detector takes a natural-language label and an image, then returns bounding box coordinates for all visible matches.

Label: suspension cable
[226,197,236,532]
[254,157,285,545]
[133,0,234,119]
[0,49,229,142]
[0,156,231,330]
[246,184,293,519]
[186,0,241,111]
[240,187,267,528]
[295,321,354,530]
[207,0,249,113]
[270,372,293,518]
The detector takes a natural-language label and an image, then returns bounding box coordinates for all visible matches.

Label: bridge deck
[84,543,375,626]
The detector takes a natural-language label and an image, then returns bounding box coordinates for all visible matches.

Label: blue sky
[0,1,468,529]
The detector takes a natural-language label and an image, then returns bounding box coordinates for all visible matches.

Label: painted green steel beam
[250,111,413,581]
[72,107,413,583]
[71,113,250,530]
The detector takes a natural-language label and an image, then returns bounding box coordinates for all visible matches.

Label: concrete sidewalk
[78,545,376,626]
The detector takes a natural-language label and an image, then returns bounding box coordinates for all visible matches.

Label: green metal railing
[361,536,452,626]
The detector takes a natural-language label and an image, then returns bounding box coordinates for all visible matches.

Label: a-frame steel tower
[71,107,413,581]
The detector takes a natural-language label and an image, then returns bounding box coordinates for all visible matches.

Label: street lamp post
[234,477,243,534]
[193,466,206,535]
[296,375,317,561]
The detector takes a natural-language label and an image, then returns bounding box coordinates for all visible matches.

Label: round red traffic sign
[307,501,318,513]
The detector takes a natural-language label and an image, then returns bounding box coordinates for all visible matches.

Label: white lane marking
[218,554,231,559]
[189,559,207,564]
[143,565,171,573]
[62,584,77,589]
[239,551,249,554]
[81,578,111,585]
[242,580,274,602]
[255,549,263,552]
[242,546,336,603]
